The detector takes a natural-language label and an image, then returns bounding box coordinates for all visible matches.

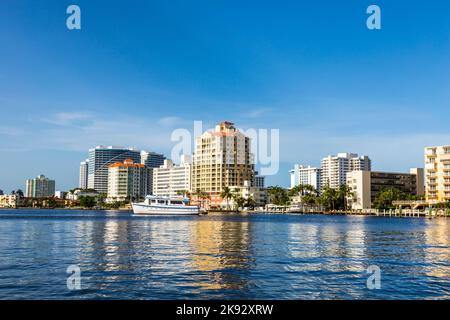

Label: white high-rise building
[320,153,371,190]
[153,155,191,197]
[289,165,321,191]
[79,159,89,189]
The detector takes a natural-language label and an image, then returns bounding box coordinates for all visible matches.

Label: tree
[267,186,290,206]
[373,188,408,210]
[338,185,354,211]
[221,187,233,210]
[176,190,190,198]
[244,196,256,209]
[320,186,340,211]
[79,196,96,208]
[232,193,245,211]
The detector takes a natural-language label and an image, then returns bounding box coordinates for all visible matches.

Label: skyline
[1,1,450,191]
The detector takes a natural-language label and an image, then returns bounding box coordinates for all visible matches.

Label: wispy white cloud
[243,107,272,119]
[157,116,186,127]
[41,112,94,127]
[0,112,184,154]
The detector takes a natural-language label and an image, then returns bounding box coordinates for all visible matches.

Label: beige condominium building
[106,159,149,203]
[191,121,255,207]
[346,168,425,210]
[153,156,191,198]
[425,145,450,203]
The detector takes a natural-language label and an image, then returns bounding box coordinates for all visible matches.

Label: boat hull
[131,203,200,216]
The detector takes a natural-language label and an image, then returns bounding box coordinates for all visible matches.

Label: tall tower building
[87,146,141,194]
[141,151,166,168]
[140,151,166,196]
[320,153,371,190]
[425,145,450,203]
[191,121,254,204]
[79,159,89,189]
[25,175,56,198]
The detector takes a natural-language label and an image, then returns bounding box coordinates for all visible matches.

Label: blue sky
[0,0,449,192]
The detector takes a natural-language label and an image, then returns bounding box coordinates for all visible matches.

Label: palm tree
[339,185,353,211]
[176,190,191,198]
[221,187,233,210]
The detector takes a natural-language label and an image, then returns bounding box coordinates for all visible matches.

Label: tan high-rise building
[425,145,450,203]
[191,121,254,206]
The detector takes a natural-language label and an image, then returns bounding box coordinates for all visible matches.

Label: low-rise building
[54,191,66,199]
[346,168,425,210]
[0,194,21,208]
[227,181,268,208]
[65,189,99,201]
[153,156,191,198]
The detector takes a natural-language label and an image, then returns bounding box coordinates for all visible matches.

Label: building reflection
[424,219,450,279]
[189,217,253,291]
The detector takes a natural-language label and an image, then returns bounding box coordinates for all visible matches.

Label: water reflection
[0,210,448,299]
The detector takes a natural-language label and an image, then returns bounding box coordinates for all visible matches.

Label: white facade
[79,159,89,189]
[153,156,191,197]
[346,170,372,210]
[321,153,371,190]
[289,165,321,190]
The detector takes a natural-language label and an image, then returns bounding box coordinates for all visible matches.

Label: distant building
[79,159,89,189]
[289,165,321,191]
[106,159,149,203]
[141,151,166,196]
[191,121,254,207]
[0,189,3,195]
[153,156,191,198]
[141,151,165,168]
[425,145,450,203]
[229,180,268,208]
[87,146,141,194]
[25,175,55,198]
[66,189,99,201]
[0,194,21,208]
[253,173,265,188]
[346,168,425,210]
[54,191,66,199]
[321,153,371,190]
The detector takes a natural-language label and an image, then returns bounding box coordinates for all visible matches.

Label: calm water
[0,209,449,300]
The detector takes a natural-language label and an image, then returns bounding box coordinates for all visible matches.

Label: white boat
[132,195,200,216]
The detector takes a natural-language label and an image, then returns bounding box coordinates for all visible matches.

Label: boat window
[171,200,182,205]
[158,200,165,204]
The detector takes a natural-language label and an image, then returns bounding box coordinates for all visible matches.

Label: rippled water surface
[0,210,449,299]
